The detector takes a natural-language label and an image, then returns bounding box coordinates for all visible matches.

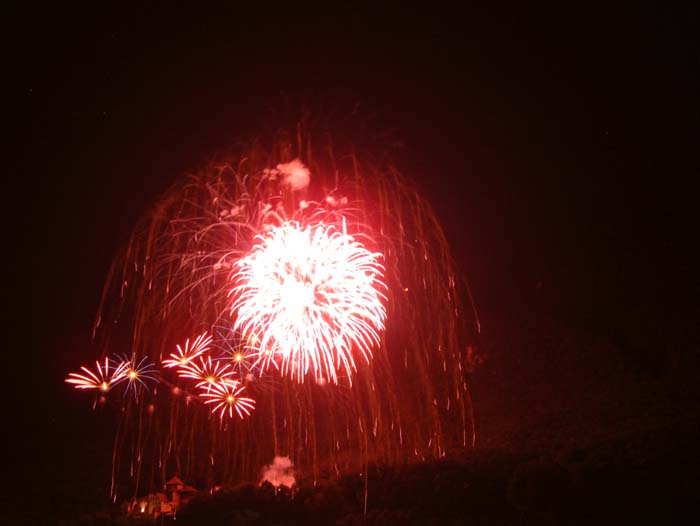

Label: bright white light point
[280,275,315,321]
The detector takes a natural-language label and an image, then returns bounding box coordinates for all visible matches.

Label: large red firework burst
[70,114,480,500]
[229,221,387,385]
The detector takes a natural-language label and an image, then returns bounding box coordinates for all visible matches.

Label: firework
[81,115,479,499]
[177,354,235,392]
[218,341,259,376]
[162,332,212,368]
[230,221,387,384]
[201,380,256,420]
[224,346,255,374]
[210,321,260,376]
[65,357,128,393]
[111,355,159,398]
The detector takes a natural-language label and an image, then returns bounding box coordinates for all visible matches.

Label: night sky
[18,4,699,522]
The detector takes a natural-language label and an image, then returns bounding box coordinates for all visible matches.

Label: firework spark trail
[230,221,387,385]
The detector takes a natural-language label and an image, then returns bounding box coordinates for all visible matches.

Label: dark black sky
[16,3,699,520]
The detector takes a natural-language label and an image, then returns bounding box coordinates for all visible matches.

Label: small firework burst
[177,354,234,392]
[211,322,258,375]
[162,332,212,368]
[65,357,128,393]
[220,343,257,376]
[201,380,256,420]
[229,221,387,384]
[111,355,159,398]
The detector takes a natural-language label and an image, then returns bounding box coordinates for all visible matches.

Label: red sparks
[177,354,234,392]
[162,332,212,368]
[65,357,128,392]
[200,380,256,420]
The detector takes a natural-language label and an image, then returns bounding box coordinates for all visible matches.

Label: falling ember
[229,221,387,385]
[201,380,256,420]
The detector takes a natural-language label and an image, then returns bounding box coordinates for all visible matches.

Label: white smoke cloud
[260,456,296,488]
[276,159,310,191]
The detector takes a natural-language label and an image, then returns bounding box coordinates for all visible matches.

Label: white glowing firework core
[230,221,387,384]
